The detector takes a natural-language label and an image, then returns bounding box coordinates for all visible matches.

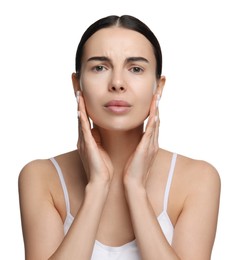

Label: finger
[77,93,91,151]
[145,94,158,134]
[144,94,160,149]
[154,96,160,123]
[78,95,101,153]
[77,94,91,137]
[79,94,91,128]
[76,91,82,140]
[139,116,156,152]
[153,95,160,146]
[153,118,160,147]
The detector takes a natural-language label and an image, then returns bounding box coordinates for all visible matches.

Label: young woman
[19,15,221,260]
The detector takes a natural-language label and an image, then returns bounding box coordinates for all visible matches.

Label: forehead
[82,27,155,61]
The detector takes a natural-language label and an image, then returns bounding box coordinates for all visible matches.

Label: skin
[18,27,221,259]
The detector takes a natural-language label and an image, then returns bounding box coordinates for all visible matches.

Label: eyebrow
[87,56,110,62]
[87,56,149,64]
[126,57,149,63]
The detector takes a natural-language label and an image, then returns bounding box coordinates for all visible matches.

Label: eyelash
[91,65,144,74]
[92,65,107,72]
[130,66,144,74]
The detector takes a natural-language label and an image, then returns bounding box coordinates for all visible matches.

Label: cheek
[141,84,154,106]
[80,77,99,114]
[144,97,153,114]
[82,90,106,125]
[82,94,97,115]
[137,93,153,119]
[133,79,156,108]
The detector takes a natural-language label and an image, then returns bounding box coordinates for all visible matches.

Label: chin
[92,117,145,132]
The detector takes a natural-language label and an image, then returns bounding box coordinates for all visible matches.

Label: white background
[1,0,237,259]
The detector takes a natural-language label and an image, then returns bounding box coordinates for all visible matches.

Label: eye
[130,66,144,74]
[92,65,106,72]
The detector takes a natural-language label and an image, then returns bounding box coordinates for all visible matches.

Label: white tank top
[50,153,177,260]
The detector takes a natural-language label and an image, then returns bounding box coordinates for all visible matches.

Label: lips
[105,100,131,107]
[104,100,132,114]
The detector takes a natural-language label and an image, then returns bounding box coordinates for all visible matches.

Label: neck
[96,124,144,170]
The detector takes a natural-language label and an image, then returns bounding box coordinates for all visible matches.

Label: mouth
[104,100,132,114]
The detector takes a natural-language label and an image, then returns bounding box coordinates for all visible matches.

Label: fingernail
[77,110,80,118]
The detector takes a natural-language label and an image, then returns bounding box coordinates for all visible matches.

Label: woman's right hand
[76,91,114,184]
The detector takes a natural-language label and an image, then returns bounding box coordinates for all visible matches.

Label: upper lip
[104,100,132,107]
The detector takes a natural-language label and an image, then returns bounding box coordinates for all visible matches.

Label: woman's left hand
[123,93,160,188]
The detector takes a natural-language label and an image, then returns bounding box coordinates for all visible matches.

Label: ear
[71,72,81,96]
[156,76,166,98]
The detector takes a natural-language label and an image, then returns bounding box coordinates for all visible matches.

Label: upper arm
[172,162,221,260]
[18,160,64,260]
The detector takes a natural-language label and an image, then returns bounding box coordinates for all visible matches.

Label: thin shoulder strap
[163,153,177,211]
[50,158,71,215]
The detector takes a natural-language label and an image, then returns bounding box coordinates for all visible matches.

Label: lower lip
[105,106,131,114]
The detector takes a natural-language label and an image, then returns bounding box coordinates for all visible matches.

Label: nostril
[109,84,126,92]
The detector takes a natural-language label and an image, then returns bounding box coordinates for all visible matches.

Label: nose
[108,70,126,93]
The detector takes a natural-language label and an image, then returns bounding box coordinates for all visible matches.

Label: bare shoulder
[18,158,54,191]
[165,152,221,258]
[157,148,221,211]
[176,153,221,193]
[18,152,80,259]
[158,148,220,181]
[18,150,80,185]
[18,150,85,219]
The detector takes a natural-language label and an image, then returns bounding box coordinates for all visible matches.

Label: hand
[76,91,114,184]
[123,94,160,188]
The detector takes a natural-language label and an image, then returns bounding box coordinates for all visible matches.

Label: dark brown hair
[75,15,162,78]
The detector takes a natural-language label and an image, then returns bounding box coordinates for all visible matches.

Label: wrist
[124,178,146,198]
[88,169,112,185]
[123,173,145,190]
[86,181,110,196]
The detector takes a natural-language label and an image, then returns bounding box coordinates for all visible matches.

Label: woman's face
[78,27,162,131]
